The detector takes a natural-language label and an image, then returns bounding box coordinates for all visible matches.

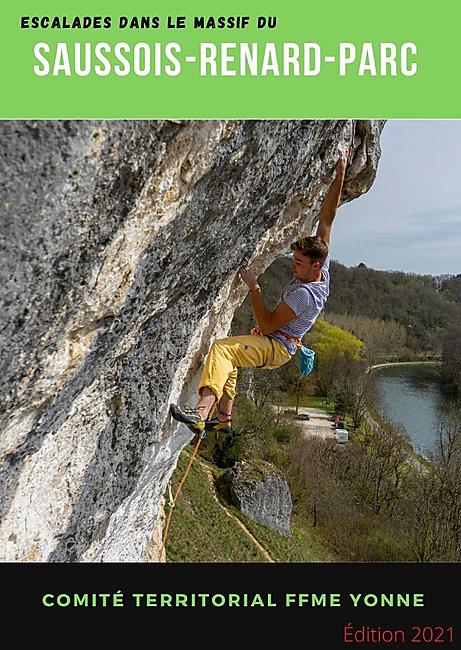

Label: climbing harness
[161,429,206,553]
[274,329,315,378]
[274,329,302,347]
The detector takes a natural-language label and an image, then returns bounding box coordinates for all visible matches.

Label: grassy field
[165,447,267,562]
[164,441,336,563]
[281,393,337,415]
[230,508,337,563]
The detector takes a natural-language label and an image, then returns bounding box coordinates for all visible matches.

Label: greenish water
[371,364,454,458]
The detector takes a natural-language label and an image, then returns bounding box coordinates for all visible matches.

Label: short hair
[290,235,329,265]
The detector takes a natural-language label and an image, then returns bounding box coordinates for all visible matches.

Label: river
[371,363,454,458]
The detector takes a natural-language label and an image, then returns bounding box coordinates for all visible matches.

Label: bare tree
[441,326,461,392]
[398,471,448,562]
[429,404,461,560]
[326,312,407,362]
[331,358,377,429]
[399,404,461,561]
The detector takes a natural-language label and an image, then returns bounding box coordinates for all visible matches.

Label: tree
[304,320,364,399]
[357,424,408,516]
[399,404,461,561]
[331,357,377,429]
[441,326,461,393]
[325,312,407,363]
[398,471,447,562]
[430,405,461,559]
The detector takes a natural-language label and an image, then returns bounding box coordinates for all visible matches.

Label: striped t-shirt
[270,255,330,354]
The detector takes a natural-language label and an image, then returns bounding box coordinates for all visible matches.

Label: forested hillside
[325,262,461,354]
[440,274,461,303]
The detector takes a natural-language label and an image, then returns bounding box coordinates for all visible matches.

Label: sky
[331,120,461,276]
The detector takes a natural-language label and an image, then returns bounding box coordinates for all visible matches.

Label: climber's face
[291,251,322,282]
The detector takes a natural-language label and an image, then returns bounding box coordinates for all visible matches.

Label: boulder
[220,459,293,536]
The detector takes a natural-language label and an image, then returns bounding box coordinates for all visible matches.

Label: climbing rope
[161,431,206,553]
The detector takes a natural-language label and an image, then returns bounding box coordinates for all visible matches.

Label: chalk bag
[299,346,315,378]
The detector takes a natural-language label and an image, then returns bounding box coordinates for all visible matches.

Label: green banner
[0,0,459,118]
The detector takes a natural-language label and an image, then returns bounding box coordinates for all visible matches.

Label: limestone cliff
[0,120,384,561]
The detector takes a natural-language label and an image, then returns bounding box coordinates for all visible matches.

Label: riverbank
[362,401,429,474]
[369,362,450,459]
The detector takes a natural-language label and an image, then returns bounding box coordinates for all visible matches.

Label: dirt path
[194,455,275,563]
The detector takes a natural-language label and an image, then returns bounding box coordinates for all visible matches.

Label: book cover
[0,0,459,639]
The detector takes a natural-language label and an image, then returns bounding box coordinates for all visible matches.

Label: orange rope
[161,434,204,553]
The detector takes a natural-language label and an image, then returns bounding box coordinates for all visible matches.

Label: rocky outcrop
[0,119,384,561]
[219,460,293,536]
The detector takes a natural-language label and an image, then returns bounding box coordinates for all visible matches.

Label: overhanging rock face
[0,119,384,561]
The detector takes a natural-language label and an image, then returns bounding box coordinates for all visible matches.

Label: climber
[170,152,347,434]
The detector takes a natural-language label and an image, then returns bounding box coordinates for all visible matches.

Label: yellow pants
[198,335,292,401]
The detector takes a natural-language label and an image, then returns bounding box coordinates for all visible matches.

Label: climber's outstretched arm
[316,154,347,247]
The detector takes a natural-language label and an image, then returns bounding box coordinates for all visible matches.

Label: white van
[336,429,349,444]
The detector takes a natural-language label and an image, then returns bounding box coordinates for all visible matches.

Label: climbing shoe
[170,403,206,434]
[205,417,233,434]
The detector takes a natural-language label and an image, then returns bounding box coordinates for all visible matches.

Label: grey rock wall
[0,119,384,561]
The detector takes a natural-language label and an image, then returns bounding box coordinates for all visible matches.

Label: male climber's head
[290,236,328,282]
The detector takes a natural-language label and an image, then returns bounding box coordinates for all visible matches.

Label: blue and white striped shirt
[270,255,330,354]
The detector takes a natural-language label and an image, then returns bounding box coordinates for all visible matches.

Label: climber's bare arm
[250,294,295,335]
[316,154,347,247]
[240,267,295,335]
